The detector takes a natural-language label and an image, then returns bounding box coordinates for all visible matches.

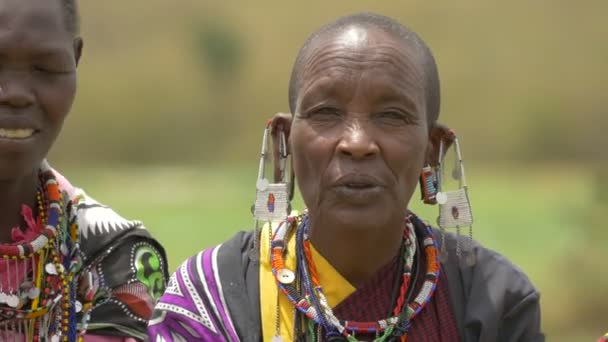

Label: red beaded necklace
[0,161,87,341]
[270,213,442,342]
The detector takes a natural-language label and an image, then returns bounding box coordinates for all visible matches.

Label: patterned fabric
[83,336,139,342]
[64,175,169,340]
[0,167,168,341]
[151,226,544,341]
[148,246,239,341]
[149,217,459,342]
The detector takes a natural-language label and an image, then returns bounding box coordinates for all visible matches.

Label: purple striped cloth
[148,246,239,342]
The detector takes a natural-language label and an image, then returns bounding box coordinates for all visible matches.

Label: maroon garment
[330,247,460,341]
[332,255,401,322]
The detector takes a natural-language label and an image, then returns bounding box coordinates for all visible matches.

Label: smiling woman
[0,0,167,341]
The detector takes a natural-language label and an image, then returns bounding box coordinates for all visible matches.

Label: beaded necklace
[270,213,441,342]
[0,161,89,342]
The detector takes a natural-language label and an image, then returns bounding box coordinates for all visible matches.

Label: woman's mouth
[332,174,386,203]
[0,128,36,139]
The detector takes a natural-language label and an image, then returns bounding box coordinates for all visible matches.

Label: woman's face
[290,26,432,230]
[0,0,81,179]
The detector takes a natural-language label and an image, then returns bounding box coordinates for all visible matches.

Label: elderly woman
[148,13,542,342]
[0,0,167,341]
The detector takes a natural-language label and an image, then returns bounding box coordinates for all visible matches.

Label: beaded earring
[435,133,475,265]
[249,122,291,261]
[420,165,439,204]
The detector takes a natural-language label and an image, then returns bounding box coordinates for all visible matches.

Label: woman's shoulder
[176,230,258,294]
[178,230,256,268]
[150,231,259,342]
[437,230,544,341]
[53,169,159,260]
[166,230,256,303]
[69,189,157,260]
[55,176,169,338]
[438,230,538,296]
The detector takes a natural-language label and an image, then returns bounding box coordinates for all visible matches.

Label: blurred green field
[58,163,603,341]
[54,0,607,165]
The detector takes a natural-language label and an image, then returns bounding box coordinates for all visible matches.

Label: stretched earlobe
[269,113,293,140]
[73,38,83,66]
[270,113,296,201]
[269,113,293,183]
[249,119,292,262]
[426,123,455,167]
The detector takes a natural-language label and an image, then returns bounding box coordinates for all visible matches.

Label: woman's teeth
[0,128,35,139]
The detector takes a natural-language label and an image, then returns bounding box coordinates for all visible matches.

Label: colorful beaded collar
[0,161,89,342]
[270,213,441,342]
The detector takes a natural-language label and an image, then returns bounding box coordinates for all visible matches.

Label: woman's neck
[307,214,405,288]
[0,171,38,243]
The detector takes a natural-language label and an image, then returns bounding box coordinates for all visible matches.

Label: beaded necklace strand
[297,215,416,340]
[270,213,441,342]
[0,161,89,342]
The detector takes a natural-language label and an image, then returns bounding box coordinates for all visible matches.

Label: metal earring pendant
[435,135,476,265]
[436,188,472,229]
[249,123,291,261]
[252,124,291,222]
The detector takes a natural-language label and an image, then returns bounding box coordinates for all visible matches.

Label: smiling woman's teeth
[0,128,35,139]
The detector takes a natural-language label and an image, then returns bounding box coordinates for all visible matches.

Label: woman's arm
[83,234,168,341]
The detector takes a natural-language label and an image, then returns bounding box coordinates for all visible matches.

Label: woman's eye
[307,107,342,121]
[375,111,417,125]
[312,107,340,116]
[34,64,70,74]
[34,66,52,73]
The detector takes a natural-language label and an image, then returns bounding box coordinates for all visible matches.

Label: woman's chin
[324,205,393,230]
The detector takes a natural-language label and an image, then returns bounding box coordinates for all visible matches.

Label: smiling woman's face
[0,0,79,179]
[290,26,431,229]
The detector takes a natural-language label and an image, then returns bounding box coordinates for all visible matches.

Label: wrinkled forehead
[0,0,69,40]
[297,26,426,98]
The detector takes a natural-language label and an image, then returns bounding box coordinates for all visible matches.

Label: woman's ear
[426,122,456,167]
[269,113,293,183]
[73,38,83,66]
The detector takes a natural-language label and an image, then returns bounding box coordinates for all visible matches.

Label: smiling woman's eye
[33,65,68,74]
[34,65,53,73]
[32,56,73,75]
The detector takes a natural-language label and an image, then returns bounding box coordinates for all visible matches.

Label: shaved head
[288,12,440,124]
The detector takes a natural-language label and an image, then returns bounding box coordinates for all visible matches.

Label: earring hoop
[249,121,292,261]
[435,133,475,265]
